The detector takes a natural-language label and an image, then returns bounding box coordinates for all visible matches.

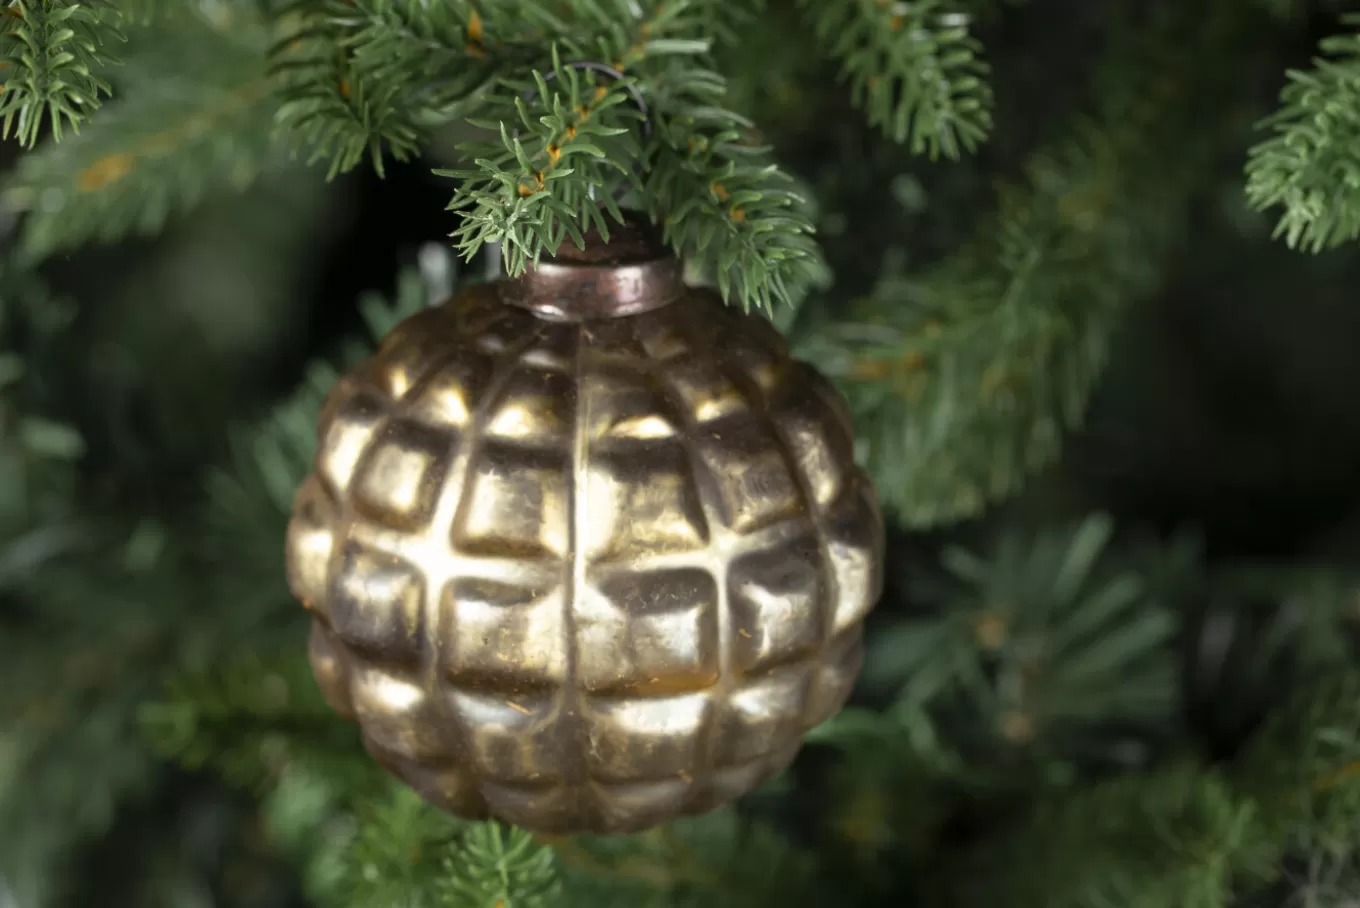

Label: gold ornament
[285,218,885,834]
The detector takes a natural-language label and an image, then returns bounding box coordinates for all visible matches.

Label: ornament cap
[499,212,684,322]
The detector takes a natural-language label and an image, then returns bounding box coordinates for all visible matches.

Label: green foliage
[1,6,278,259]
[191,270,427,660]
[0,259,432,908]
[818,515,1187,771]
[329,787,562,908]
[210,362,334,541]
[208,266,426,523]
[0,0,827,305]
[145,657,563,908]
[1261,853,1360,908]
[257,762,356,904]
[139,650,371,794]
[1233,671,1360,853]
[270,0,500,179]
[939,764,1274,908]
[442,46,643,276]
[0,253,82,533]
[0,519,181,908]
[556,810,826,908]
[0,255,153,908]
[1206,564,1360,681]
[434,0,819,313]
[642,53,822,312]
[13,3,1360,908]
[0,0,124,147]
[330,786,457,908]
[800,16,1220,525]
[1246,16,1360,253]
[440,824,559,908]
[798,0,992,158]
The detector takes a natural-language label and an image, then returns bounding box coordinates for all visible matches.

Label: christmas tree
[6,0,1360,905]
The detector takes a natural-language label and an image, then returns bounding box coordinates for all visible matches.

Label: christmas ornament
[285,216,884,834]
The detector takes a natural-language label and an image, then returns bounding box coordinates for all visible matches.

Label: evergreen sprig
[800,123,1151,524]
[270,0,506,179]
[440,47,643,276]
[0,4,279,259]
[439,824,560,908]
[1233,671,1360,853]
[0,0,124,147]
[1,74,276,260]
[336,787,560,908]
[435,0,820,313]
[1,0,825,313]
[0,519,182,908]
[555,811,826,907]
[799,18,1219,525]
[819,515,1186,766]
[139,650,369,794]
[940,764,1273,908]
[339,786,461,908]
[798,0,992,158]
[1245,16,1360,253]
[644,60,822,313]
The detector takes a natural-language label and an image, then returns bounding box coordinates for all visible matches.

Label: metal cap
[498,213,685,322]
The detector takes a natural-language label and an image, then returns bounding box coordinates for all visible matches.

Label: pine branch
[259,764,356,905]
[433,0,672,272]
[1261,853,1360,908]
[644,60,822,313]
[329,786,458,908]
[0,0,124,147]
[271,0,504,178]
[439,46,643,275]
[799,125,1152,524]
[1245,16,1360,253]
[439,824,559,908]
[797,0,992,158]
[209,361,338,541]
[1,8,278,259]
[798,13,1228,526]
[441,0,821,313]
[690,0,765,45]
[554,810,827,908]
[1206,564,1360,680]
[139,650,372,795]
[334,786,560,908]
[0,521,181,908]
[936,764,1274,908]
[1233,670,1360,854]
[270,0,821,312]
[815,515,1188,766]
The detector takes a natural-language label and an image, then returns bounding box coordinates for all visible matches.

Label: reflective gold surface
[286,276,885,834]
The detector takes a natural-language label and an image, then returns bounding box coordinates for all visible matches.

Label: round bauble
[286,217,884,834]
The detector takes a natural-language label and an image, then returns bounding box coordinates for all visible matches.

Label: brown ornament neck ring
[497,218,685,323]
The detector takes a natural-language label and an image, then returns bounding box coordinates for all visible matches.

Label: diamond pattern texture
[285,284,885,834]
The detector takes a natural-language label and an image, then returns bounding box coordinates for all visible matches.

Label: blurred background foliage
[6,0,1360,905]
